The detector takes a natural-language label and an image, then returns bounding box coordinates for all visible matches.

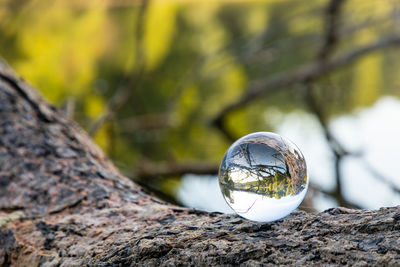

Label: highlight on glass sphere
[218,132,308,222]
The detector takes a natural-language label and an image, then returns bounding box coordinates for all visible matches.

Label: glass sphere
[218,132,308,222]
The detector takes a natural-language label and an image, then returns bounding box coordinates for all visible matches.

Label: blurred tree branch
[304,84,362,209]
[303,0,400,208]
[361,159,400,195]
[135,161,219,180]
[303,0,356,208]
[212,35,400,134]
[317,0,345,60]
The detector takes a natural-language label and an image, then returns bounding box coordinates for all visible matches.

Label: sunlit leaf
[143,0,178,71]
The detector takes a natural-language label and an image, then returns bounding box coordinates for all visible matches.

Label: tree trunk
[0,61,399,266]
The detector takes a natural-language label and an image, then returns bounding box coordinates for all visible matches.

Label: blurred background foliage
[1,0,400,211]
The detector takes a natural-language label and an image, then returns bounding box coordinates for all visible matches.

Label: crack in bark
[0,73,54,123]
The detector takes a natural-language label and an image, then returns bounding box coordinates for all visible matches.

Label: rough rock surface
[0,61,400,266]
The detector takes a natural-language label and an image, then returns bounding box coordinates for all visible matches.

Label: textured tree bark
[0,61,399,266]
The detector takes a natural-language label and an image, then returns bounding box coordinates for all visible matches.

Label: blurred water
[178,96,400,212]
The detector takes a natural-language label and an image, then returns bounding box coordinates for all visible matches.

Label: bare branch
[134,161,219,180]
[318,0,345,59]
[360,159,400,195]
[213,35,400,125]
[308,182,362,209]
[303,86,349,157]
[303,0,352,208]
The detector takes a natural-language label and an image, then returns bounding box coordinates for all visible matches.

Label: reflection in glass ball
[218,132,308,222]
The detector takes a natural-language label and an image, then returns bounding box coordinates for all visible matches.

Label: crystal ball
[218,132,308,222]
